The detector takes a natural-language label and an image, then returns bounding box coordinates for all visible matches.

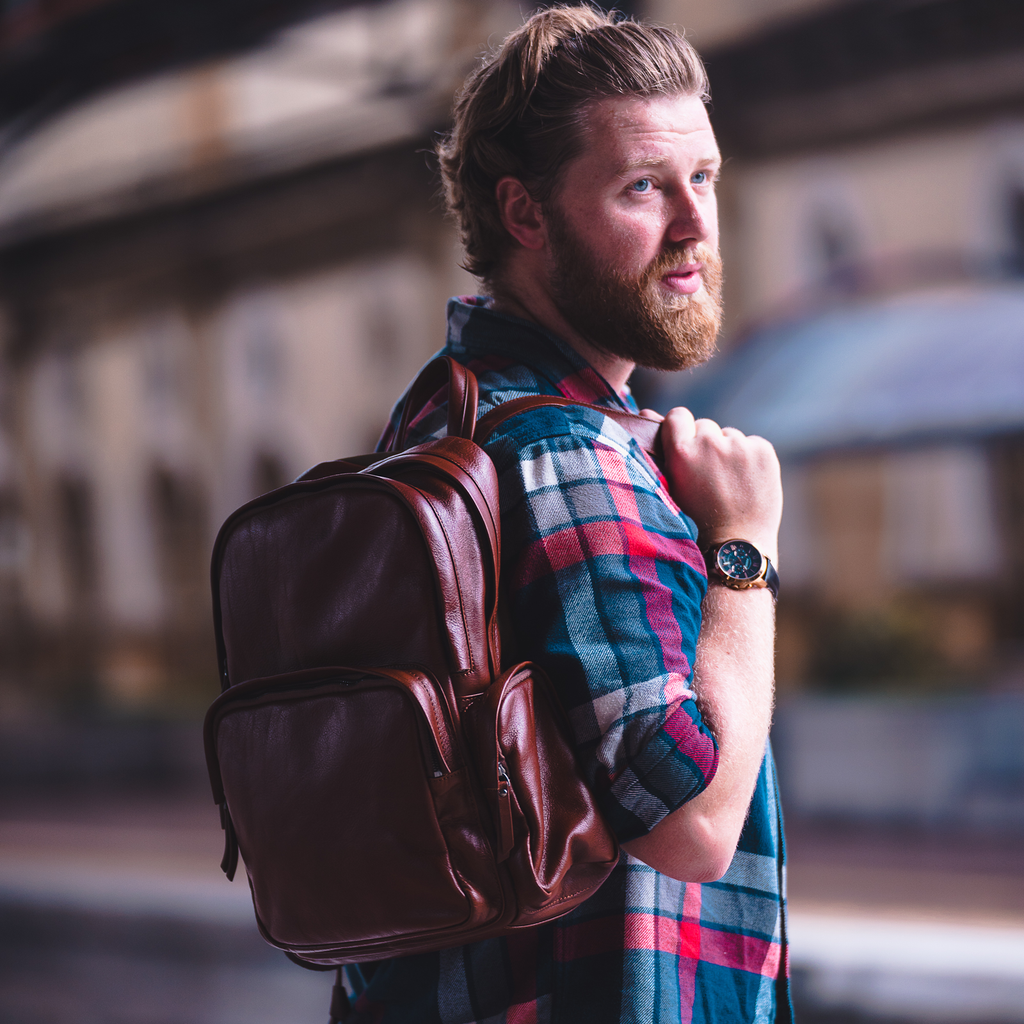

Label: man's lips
[660,263,703,295]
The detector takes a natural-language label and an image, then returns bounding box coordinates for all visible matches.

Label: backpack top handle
[393,356,479,451]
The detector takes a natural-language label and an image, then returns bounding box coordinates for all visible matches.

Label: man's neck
[486,271,635,395]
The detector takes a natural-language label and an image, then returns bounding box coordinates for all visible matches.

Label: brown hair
[437,6,709,281]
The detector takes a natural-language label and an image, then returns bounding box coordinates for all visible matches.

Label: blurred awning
[664,284,1024,459]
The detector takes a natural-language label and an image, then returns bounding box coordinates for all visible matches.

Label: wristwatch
[704,539,779,601]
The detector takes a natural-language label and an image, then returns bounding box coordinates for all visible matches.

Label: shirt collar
[445,295,634,409]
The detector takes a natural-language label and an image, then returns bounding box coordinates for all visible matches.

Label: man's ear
[495,177,547,251]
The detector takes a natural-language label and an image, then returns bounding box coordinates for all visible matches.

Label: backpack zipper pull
[495,759,514,862]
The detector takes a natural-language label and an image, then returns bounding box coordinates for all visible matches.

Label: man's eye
[630,178,653,193]
[691,171,709,185]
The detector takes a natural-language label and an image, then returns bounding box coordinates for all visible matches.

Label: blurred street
[1,771,1021,1024]
[0,786,335,1024]
[784,821,1024,1023]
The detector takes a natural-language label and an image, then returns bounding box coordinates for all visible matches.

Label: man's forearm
[622,584,775,882]
[627,405,782,881]
[687,584,776,855]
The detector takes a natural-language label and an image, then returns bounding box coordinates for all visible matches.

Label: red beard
[546,208,723,372]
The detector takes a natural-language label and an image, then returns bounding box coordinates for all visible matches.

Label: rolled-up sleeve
[489,407,718,843]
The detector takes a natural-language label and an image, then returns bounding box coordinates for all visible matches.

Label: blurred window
[817,213,854,271]
[805,452,887,604]
[365,304,400,365]
[149,468,208,625]
[56,476,96,603]
[142,315,189,413]
[1009,187,1024,277]
[0,489,25,574]
[245,316,285,399]
[882,445,1000,583]
[811,207,861,292]
[778,462,817,589]
[991,432,1024,607]
[30,347,89,471]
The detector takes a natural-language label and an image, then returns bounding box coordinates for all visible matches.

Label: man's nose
[665,188,710,246]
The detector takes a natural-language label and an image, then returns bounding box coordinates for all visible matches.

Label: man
[360,7,788,1023]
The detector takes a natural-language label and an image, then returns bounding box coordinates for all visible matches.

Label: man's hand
[623,406,781,883]
[661,407,782,561]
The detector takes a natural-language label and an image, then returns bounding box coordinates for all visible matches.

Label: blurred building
[0,0,513,714]
[647,0,1024,698]
[2,0,1024,717]
[671,289,1024,694]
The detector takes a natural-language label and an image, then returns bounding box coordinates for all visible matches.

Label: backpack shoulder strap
[391,356,664,468]
[474,395,664,469]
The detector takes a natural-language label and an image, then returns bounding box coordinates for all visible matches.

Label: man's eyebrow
[614,155,669,177]
[613,152,722,178]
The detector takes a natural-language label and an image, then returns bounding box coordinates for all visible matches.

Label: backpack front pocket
[206,666,503,957]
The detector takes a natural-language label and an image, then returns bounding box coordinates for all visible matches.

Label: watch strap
[763,558,780,601]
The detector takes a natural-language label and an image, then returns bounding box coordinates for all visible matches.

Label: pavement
[1,790,1022,1024]
[0,790,337,1024]
[784,822,1024,1023]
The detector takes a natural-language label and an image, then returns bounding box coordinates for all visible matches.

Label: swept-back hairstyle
[437,5,709,281]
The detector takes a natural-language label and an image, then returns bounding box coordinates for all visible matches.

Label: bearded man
[362,7,789,1023]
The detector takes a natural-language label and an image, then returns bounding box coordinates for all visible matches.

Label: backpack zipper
[495,758,514,861]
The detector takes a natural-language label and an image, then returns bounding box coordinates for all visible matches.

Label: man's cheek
[604,220,652,264]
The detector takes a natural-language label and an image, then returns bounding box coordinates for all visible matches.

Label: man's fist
[660,407,783,561]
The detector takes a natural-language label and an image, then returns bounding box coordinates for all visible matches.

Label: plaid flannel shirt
[356,297,791,1024]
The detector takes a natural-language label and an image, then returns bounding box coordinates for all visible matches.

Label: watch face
[716,541,763,582]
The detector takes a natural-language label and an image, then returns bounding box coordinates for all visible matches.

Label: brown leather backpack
[204,357,663,971]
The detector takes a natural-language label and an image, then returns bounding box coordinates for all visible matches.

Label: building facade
[0,0,511,713]
[651,0,1024,694]
[2,0,1023,713]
